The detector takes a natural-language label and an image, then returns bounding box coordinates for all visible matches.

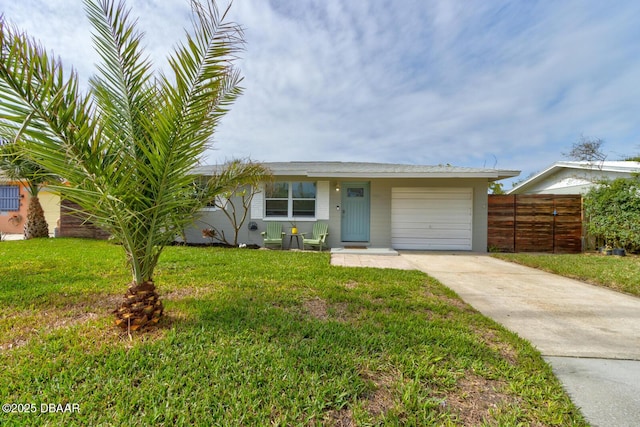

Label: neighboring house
[508,161,640,195]
[39,191,61,235]
[187,162,519,252]
[0,174,60,236]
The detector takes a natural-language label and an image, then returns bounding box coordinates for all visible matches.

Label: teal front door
[341,182,370,242]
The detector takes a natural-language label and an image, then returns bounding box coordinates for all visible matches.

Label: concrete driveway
[331,251,640,427]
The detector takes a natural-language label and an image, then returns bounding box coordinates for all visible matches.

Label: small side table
[288,234,302,249]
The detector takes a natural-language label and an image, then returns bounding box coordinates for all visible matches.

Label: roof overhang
[194,162,520,181]
[507,161,640,194]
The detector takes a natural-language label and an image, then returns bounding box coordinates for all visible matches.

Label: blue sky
[2,0,640,188]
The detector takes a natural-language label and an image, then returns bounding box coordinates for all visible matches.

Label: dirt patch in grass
[0,294,121,352]
[321,407,355,427]
[328,302,350,322]
[1,287,206,353]
[1,310,102,352]
[321,369,396,426]
[472,326,519,365]
[442,373,523,426]
[343,280,359,290]
[361,370,396,417]
[303,298,351,323]
[0,291,183,353]
[163,286,218,301]
[321,367,530,426]
[304,297,329,320]
[0,337,28,352]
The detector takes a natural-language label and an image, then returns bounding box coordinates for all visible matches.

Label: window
[265,182,289,216]
[0,185,20,211]
[265,181,316,218]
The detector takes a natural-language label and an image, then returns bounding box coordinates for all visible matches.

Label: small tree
[584,176,640,251]
[203,160,272,246]
[563,135,606,163]
[489,182,505,195]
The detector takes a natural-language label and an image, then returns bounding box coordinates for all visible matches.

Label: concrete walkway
[331,251,640,427]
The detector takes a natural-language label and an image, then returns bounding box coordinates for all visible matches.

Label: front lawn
[492,252,640,297]
[1,239,586,426]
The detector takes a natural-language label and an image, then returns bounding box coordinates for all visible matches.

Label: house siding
[524,168,629,194]
[509,161,640,195]
[186,178,328,247]
[0,183,27,235]
[185,176,491,252]
[40,190,60,235]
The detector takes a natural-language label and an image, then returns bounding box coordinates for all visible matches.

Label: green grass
[492,252,640,297]
[1,239,587,426]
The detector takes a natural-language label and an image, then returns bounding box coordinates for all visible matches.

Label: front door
[341,182,370,242]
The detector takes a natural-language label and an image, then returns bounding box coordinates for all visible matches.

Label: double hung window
[265,181,316,218]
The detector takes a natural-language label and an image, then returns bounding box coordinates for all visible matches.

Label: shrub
[584,176,640,251]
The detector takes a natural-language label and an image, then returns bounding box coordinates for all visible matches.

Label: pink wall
[0,183,28,235]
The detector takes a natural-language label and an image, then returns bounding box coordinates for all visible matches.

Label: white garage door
[392,188,473,250]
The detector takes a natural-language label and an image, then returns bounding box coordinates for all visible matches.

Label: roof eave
[193,163,521,180]
[506,163,560,195]
[306,171,520,179]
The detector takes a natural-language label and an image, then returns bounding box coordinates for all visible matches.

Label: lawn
[492,252,640,297]
[0,239,587,426]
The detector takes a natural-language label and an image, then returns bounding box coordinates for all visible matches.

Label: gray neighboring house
[508,161,640,195]
[186,162,519,252]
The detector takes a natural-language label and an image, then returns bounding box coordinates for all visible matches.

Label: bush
[584,176,640,251]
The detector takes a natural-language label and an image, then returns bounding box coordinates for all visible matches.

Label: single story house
[186,162,519,252]
[508,161,640,195]
[0,174,60,236]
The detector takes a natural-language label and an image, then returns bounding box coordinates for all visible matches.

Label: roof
[507,161,640,194]
[195,161,520,181]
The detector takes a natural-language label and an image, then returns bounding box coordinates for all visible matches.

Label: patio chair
[301,222,329,251]
[261,222,285,249]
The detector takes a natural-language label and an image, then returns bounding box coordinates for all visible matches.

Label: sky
[2,0,640,188]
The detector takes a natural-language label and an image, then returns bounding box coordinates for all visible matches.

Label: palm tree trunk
[113,281,164,331]
[23,196,49,239]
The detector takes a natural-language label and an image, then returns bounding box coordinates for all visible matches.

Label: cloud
[3,0,640,184]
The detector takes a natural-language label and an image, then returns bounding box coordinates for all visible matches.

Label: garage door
[392,188,473,250]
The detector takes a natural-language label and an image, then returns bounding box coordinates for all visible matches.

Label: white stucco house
[185,162,519,252]
[508,161,640,195]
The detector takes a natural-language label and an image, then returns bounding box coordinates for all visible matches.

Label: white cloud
[3,0,640,183]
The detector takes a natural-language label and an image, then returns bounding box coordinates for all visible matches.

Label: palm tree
[0,140,52,239]
[0,0,247,331]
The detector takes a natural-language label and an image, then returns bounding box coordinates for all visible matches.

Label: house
[0,176,60,236]
[186,162,519,252]
[508,161,640,195]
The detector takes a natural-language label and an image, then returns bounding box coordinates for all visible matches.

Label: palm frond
[0,139,55,195]
[85,0,154,153]
[0,0,248,287]
[205,159,273,198]
[0,17,97,190]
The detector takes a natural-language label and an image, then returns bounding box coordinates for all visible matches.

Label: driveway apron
[398,252,640,427]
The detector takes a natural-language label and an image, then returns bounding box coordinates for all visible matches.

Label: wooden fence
[58,199,110,240]
[488,195,583,253]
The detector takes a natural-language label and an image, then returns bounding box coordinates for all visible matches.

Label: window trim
[264,181,317,220]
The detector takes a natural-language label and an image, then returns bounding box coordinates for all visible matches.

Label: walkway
[331,251,640,427]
